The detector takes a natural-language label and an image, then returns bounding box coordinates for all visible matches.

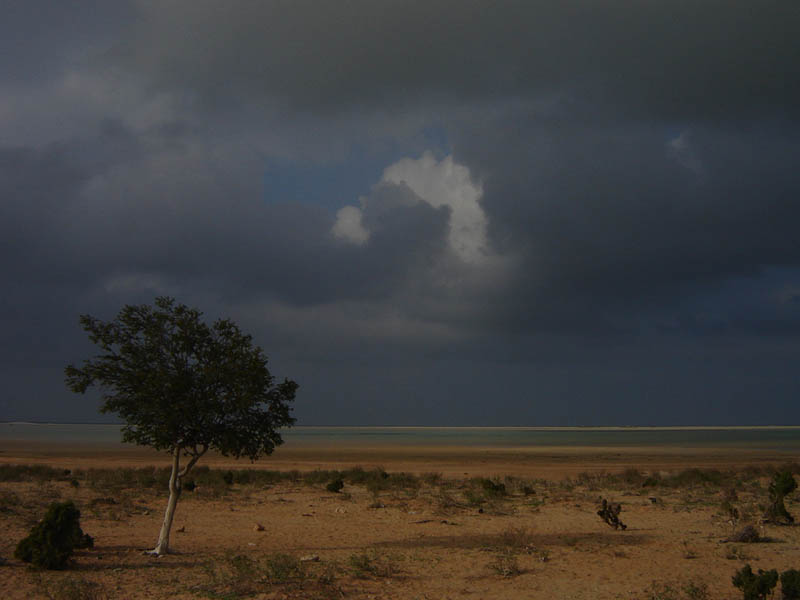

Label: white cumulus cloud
[332,152,489,263]
[331,204,370,245]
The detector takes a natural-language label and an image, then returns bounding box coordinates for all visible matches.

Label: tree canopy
[65,297,297,459]
[65,297,298,554]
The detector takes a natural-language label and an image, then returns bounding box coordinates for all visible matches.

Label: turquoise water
[2,423,800,451]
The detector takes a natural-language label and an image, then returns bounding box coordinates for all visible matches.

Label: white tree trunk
[152,448,182,555]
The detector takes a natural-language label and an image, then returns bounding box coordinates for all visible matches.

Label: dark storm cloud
[3,1,800,424]
[122,1,800,118]
[0,1,136,82]
[448,113,800,334]
[0,142,448,309]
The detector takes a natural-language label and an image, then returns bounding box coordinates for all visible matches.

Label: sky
[2,1,800,426]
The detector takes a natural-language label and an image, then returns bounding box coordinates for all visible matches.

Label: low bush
[781,569,800,600]
[729,525,761,543]
[15,501,93,569]
[765,471,797,525]
[732,564,778,600]
[326,479,344,493]
[476,478,507,496]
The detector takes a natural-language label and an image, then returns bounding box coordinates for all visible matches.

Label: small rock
[300,554,320,562]
[176,526,185,533]
[254,523,265,531]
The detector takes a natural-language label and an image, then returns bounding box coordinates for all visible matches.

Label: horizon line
[3,421,800,430]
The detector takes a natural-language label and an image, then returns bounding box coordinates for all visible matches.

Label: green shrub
[15,501,93,569]
[781,569,800,600]
[732,564,778,600]
[326,478,344,493]
[765,471,797,524]
[477,478,506,495]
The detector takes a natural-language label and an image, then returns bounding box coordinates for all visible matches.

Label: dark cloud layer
[1,2,800,425]
[121,1,800,118]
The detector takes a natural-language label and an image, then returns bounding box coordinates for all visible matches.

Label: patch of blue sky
[262,158,381,211]
[262,125,451,212]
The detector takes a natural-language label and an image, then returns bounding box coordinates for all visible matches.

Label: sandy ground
[2,442,800,599]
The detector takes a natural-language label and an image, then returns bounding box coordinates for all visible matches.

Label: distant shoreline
[4,422,800,430]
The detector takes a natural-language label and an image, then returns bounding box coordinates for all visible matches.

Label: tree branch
[178,445,207,478]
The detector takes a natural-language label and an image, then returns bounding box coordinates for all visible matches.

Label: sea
[2,423,800,451]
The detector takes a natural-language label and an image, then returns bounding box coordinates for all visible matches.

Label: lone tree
[65,297,297,555]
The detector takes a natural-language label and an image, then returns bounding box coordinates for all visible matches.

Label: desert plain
[2,439,800,599]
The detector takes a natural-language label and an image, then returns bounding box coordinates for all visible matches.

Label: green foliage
[326,478,344,493]
[765,471,797,524]
[781,569,800,600]
[732,564,779,600]
[477,478,507,495]
[65,297,298,460]
[771,471,798,497]
[15,501,93,570]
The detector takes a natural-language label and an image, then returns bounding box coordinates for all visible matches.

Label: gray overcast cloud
[2,1,800,425]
